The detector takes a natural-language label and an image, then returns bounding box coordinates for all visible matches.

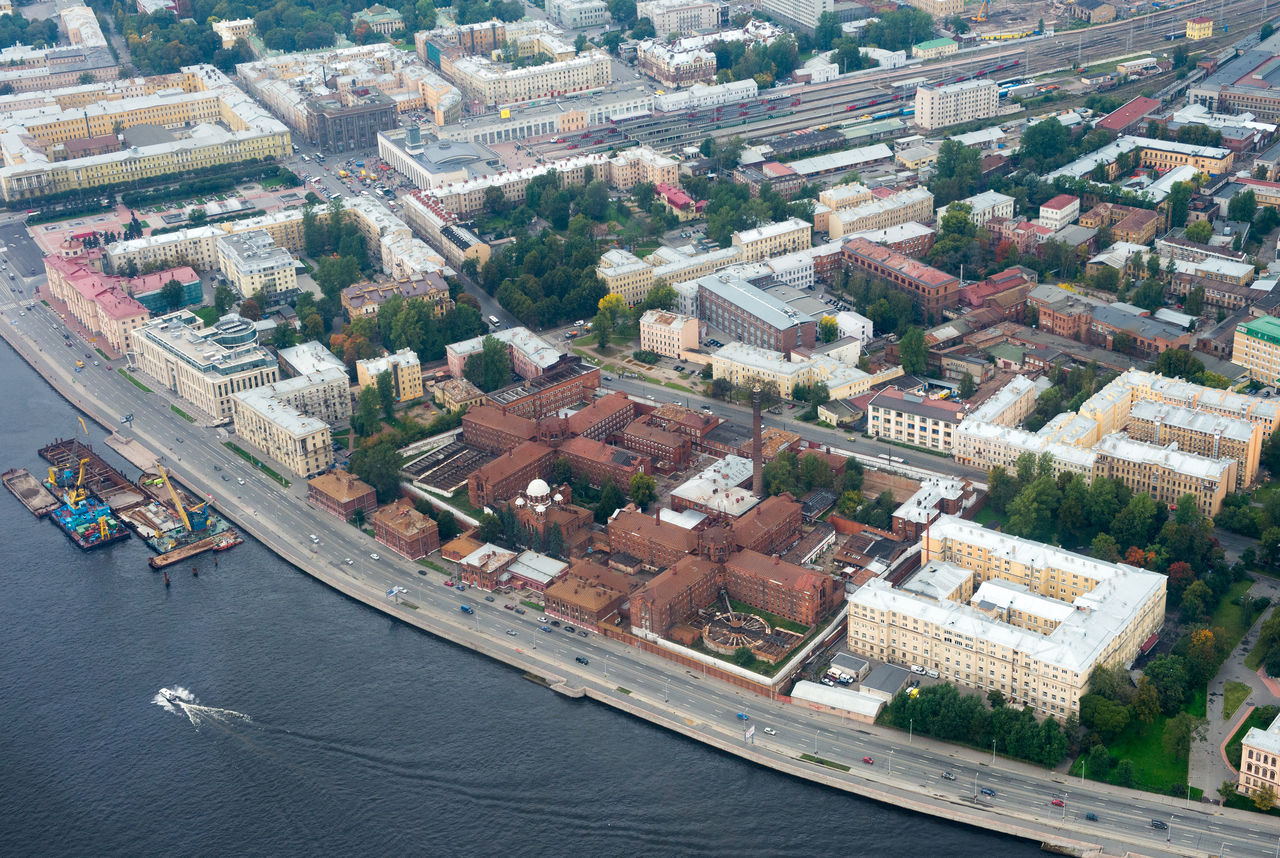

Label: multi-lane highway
[6,269,1280,856]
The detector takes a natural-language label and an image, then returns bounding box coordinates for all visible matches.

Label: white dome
[552,493,563,503]
[514,497,525,506]
[527,478,550,497]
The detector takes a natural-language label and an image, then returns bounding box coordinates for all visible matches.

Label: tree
[239,298,262,321]
[1145,655,1191,715]
[1132,678,1160,724]
[1111,759,1136,787]
[1085,744,1112,780]
[818,315,839,343]
[213,283,235,315]
[355,384,382,437]
[799,452,833,491]
[1111,331,1134,355]
[630,16,655,38]
[1166,181,1193,228]
[814,10,841,49]
[1228,189,1257,224]
[376,369,396,420]
[1185,219,1213,244]
[931,139,982,206]
[899,326,927,375]
[463,335,512,392]
[349,440,402,504]
[954,371,976,400]
[1092,532,1120,562]
[271,324,297,349]
[160,278,185,312]
[477,512,502,542]
[595,479,624,523]
[1253,784,1278,811]
[629,472,657,510]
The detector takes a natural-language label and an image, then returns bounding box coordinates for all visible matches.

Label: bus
[489,315,501,328]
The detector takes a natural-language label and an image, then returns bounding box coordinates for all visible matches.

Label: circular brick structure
[702,611,772,656]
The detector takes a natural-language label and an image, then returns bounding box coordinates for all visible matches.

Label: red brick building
[543,559,635,630]
[370,498,441,559]
[557,435,651,490]
[486,360,600,419]
[608,506,700,571]
[632,554,722,636]
[731,493,802,555]
[646,404,721,445]
[566,391,635,441]
[468,441,556,508]
[723,549,841,628]
[462,404,538,453]
[841,236,960,322]
[511,479,595,557]
[619,418,692,470]
[458,542,518,589]
[308,470,377,521]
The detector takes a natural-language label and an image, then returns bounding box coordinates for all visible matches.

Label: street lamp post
[909,718,913,744]
[991,738,997,763]
[889,748,894,776]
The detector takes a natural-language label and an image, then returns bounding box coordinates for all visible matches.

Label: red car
[862,757,874,765]
[444,580,454,587]
[1051,799,1065,807]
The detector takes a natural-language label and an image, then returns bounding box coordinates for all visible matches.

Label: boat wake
[155,686,251,728]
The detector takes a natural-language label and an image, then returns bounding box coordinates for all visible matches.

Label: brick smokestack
[752,385,763,496]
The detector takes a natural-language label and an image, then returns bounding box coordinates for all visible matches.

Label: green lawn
[1078,686,1208,795]
[974,506,1004,528]
[1226,706,1278,769]
[1224,681,1252,720]
[192,306,220,326]
[521,599,544,612]
[435,491,481,519]
[727,598,809,634]
[1211,580,1260,651]
[1247,605,1278,670]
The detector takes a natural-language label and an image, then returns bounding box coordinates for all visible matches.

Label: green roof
[914,37,957,50]
[1238,315,1280,346]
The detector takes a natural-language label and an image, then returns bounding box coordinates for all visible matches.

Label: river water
[0,347,1040,857]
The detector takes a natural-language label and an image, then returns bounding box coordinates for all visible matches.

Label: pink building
[43,256,150,354]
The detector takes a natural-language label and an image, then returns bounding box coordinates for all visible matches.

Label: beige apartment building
[356,348,424,404]
[1125,399,1262,490]
[1240,711,1280,807]
[636,0,720,35]
[106,207,307,274]
[846,516,1167,718]
[914,79,998,131]
[134,311,279,421]
[597,249,656,306]
[731,217,812,262]
[1093,432,1235,516]
[231,376,338,478]
[640,310,700,358]
[900,0,962,18]
[216,232,298,300]
[447,51,612,106]
[866,387,967,452]
[826,187,935,239]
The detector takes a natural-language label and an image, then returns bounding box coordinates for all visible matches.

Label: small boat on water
[159,687,183,706]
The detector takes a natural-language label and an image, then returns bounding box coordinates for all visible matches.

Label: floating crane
[156,465,208,535]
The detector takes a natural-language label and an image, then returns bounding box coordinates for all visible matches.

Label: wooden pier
[2,468,62,517]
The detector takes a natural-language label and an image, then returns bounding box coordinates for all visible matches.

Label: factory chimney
[752,385,763,497]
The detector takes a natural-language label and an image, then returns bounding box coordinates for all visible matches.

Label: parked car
[564,625,576,633]
[504,603,515,610]
[514,607,526,615]
[540,625,552,633]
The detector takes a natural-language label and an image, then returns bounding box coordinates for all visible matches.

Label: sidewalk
[1190,576,1280,797]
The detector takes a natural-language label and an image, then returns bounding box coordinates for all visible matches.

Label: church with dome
[511,478,594,557]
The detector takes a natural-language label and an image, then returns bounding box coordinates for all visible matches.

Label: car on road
[980,788,996,797]
[941,771,955,780]
[456,584,466,592]
[538,616,548,622]
[862,757,874,765]
[514,607,526,615]
[540,625,552,632]
[1085,812,1098,821]
[736,712,749,721]
[578,630,588,637]
[484,595,495,602]
[369,553,380,560]
[344,558,353,565]
[444,580,454,586]
[1150,820,1167,830]
[504,603,515,610]
[550,620,561,627]
[237,478,245,485]
[1051,799,1065,807]
[564,625,576,633]
[505,628,518,636]
[763,727,777,735]
[575,656,589,665]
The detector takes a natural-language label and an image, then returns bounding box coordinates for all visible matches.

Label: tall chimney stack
[751,385,763,496]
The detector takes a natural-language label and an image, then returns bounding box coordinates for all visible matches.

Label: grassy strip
[617,687,632,695]
[170,404,195,423]
[521,599,544,612]
[118,369,153,393]
[416,558,446,573]
[800,754,851,772]
[1224,681,1252,721]
[400,601,419,610]
[223,441,291,488]
[95,347,109,360]
[662,381,695,394]
[434,491,482,519]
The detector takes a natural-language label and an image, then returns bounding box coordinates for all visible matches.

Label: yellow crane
[66,488,86,506]
[76,457,90,488]
[970,0,989,21]
[156,465,193,534]
[78,416,88,436]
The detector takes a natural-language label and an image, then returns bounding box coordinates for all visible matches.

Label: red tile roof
[1096,96,1161,132]
[1041,193,1078,211]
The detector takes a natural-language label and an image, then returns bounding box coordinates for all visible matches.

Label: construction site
[32,436,241,566]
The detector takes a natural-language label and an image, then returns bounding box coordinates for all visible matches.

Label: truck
[355,161,365,168]
[460,604,475,615]
[338,170,350,178]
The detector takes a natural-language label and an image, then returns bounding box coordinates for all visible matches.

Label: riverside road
[3,283,1278,857]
